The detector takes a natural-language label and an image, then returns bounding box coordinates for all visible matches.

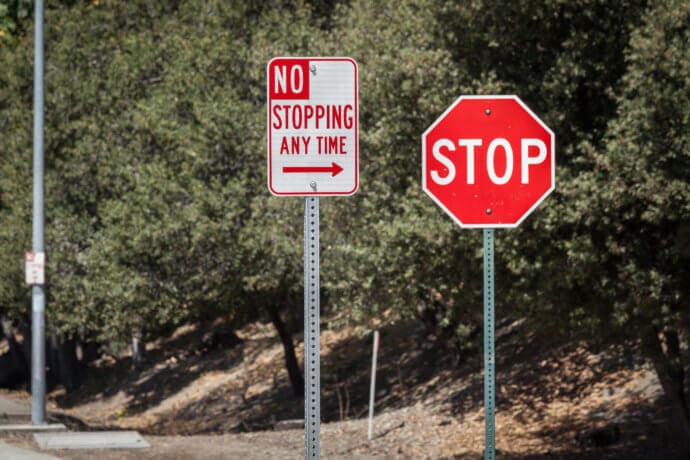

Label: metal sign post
[304,194,320,459]
[483,229,495,460]
[267,56,358,459]
[31,0,47,425]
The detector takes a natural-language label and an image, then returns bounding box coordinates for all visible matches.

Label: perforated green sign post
[483,229,496,459]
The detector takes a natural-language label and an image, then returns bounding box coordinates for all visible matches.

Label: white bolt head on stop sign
[422,95,555,228]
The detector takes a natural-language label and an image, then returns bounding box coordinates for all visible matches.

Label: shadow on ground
[55,323,245,419]
[46,317,685,459]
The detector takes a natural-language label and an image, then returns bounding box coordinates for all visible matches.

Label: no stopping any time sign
[267,57,359,196]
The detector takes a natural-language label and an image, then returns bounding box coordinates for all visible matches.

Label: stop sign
[422,95,555,228]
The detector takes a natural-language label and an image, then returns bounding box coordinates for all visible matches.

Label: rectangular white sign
[267,57,358,196]
[25,251,45,285]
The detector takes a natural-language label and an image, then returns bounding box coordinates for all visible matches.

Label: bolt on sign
[422,95,555,227]
[267,57,359,196]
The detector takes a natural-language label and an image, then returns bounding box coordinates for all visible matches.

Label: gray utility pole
[32,0,47,425]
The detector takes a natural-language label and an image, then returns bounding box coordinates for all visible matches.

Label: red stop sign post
[422,95,555,460]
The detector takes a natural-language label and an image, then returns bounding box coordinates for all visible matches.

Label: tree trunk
[76,338,100,364]
[131,331,149,370]
[0,317,29,387]
[47,334,60,390]
[48,334,81,392]
[57,336,81,392]
[19,321,32,376]
[267,304,304,397]
[644,326,690,455]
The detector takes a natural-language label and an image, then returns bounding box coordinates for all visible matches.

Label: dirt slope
[0,318,683,459]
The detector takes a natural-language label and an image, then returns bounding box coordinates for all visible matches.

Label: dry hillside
[0,318,683,459]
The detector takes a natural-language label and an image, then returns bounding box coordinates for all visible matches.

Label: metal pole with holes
[31,0,47,425]
[304,195,320,459]
[483,229,495,459]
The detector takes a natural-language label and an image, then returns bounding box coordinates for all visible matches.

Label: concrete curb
[0,424,67,432]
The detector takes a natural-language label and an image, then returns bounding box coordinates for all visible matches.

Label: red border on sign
[267,57,359,196]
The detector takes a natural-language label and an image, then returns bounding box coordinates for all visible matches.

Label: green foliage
[0,0,31,45]
[501,0,689,344]
[437,0,648,153]
[0,22,32,322]
[0,0,687,365]
[570,0,688,334]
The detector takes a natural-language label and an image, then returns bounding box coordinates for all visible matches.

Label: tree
[314,0,502,354]
[511,0,690,450]
[0,8,34,377]
[581,0,689,448]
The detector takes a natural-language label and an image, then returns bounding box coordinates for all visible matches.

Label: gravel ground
[0,321,684,459]
[1,400,681,459]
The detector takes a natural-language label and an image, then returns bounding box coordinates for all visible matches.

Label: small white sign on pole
[25,252,45,285]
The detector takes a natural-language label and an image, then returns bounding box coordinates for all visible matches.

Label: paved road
[0,392,31,422]
[0,442,62,460]
[0,394,66,459]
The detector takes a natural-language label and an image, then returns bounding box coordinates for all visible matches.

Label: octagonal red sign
[422,95,555,228]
